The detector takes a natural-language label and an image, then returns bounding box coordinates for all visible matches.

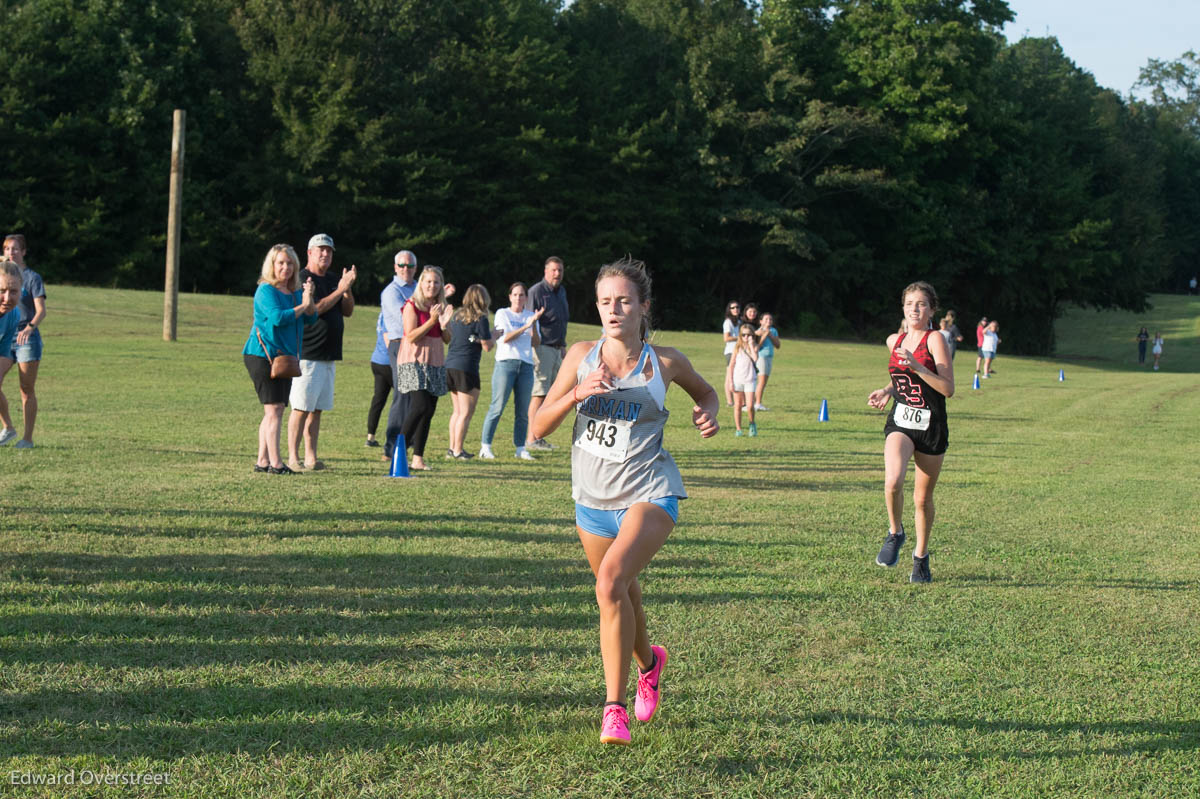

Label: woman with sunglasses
[726,323,759,436]
[721,299,740,406]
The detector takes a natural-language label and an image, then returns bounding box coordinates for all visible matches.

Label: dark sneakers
[910,553,931,583]
[876,529,905,567]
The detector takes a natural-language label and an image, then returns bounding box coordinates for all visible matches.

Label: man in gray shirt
[526,256,568,450]
[381,251,418,461]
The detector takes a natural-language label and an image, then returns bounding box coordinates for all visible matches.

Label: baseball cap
[308,233,335,250]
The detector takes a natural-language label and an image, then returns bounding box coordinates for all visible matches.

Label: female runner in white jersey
[867,281,954,583]
[532,257,719,746]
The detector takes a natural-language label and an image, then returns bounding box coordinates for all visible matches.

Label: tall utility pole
[163,109,185,341]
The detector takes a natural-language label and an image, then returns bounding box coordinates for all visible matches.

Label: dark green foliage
[0,0,1193,351]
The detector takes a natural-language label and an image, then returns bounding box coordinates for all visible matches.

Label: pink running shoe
[634,645,668,722]
[600,704,631,745]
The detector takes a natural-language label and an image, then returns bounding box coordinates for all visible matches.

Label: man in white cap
[287,233,357,471]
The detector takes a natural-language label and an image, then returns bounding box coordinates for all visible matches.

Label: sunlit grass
[1,287,1197,798]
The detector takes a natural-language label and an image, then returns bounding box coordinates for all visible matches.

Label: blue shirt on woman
[0,306,19,355]
[242,283,314,358]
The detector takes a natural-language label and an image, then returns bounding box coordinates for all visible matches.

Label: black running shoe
[876,530,905,567]
[910,553,931,583]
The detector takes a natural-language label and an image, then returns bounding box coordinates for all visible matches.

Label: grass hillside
[1056,293,1200,371]
[1,287,1197,798]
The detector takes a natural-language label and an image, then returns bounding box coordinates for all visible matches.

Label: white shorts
[289,360,336,411]
[734,382,756,394]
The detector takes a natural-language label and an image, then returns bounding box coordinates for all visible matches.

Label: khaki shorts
[289,359,336,411]
[531,344,563,397]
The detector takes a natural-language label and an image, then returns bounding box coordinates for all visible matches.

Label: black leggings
[367,362,393,435]
[401,390,439,457]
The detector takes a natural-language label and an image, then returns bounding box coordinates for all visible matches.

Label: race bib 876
[894,401,932,432]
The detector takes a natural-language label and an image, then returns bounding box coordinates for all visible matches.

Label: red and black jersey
[884,329,949,455]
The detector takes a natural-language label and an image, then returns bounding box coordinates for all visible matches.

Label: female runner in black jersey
[867,281,954,583]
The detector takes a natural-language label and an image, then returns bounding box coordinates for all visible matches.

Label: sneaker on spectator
[516,447,535,461]
[478,445,495,460]
[0,428,16,446]
[15,439,33,450]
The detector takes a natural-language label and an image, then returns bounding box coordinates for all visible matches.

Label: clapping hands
[337,265,357,294]
[301,277,317,312]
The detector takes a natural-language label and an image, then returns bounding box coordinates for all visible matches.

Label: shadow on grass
[949,574,1194,591]
[0,549,813,662]
[698,710,1200,772]
[12,505,778,549]
[16,505,575,543]
[0,545,818,758]
[0,682,597,758]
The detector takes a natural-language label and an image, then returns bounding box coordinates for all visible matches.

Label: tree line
[2,0,1198,353]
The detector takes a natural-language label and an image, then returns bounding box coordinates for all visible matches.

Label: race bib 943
[894,401,932,432]
[574,415,633,462]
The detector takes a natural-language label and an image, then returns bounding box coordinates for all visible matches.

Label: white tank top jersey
[571,339,687,510]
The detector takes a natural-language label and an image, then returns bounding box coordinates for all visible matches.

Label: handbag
[255,326,302,379]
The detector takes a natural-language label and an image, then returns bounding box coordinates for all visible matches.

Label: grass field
[2,286,1198,798]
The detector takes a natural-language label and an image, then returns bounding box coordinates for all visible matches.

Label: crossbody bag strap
[254,326,276,360]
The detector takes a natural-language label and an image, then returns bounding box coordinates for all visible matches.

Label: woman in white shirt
[478,282,544,460]
[721,300,740,406]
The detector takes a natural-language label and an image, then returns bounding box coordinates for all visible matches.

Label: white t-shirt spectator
[493,308,537,363]
[723,318,737,356]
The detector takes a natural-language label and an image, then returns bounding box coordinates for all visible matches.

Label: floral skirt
[397,361,447,396]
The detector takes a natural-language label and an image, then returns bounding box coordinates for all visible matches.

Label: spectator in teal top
[0,262,23,447]
[242,244,317,474]
[0,234,45,449]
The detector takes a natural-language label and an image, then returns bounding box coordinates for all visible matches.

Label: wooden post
[163,109,185,341]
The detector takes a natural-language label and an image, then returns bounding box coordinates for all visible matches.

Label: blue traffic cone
[973,373,981,390]
[389,435,411,478]
[818,398,829,422]
[1058,369,1065,382]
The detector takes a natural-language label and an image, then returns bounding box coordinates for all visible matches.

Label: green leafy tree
[0,0,267,291]
[1133,52,1200,290]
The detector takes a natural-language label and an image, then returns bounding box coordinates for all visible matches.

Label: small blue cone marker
[389,435,411,478]
[818,398,829,422]
[973,373,981,390]
[1058,369,1065,382]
